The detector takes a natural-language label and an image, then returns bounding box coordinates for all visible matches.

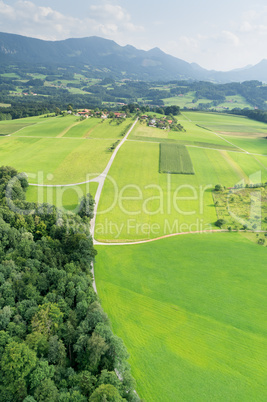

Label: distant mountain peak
[0,32,267,83]
[148,47,164,54]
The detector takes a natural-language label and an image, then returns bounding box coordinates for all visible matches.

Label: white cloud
[0,1,144,42]
[240,21,253,33]
[162,30,243,70]
[90,4,130,22]
[239,7,267,36]
[220,31,240,46]
[0,0,15,19]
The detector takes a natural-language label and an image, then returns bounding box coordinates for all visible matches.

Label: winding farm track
[94,229,228,246]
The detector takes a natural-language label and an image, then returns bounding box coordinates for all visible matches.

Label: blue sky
[1,0,267,71]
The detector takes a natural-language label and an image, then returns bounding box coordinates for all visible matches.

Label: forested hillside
[0,166,138,401]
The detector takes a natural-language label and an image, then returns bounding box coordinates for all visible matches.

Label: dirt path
[88,119,138,291]
[83,121,101,138]
[90,118,138,238]
[57,121,81,138]
[94,229,228,246]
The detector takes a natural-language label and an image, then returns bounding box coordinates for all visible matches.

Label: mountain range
[1,32,267,83]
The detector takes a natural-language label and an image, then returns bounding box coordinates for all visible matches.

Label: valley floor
[1,110,267,401]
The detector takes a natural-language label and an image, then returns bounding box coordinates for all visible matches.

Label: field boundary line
[128,138,244,153]
[12,135,117,141]
[8,123,37,136]
[83,121,102,138]
[128,138,267,157]
[57,121,81,138]
[94,228,267,246]
[94,229,229,246]
[182,113,250,153]
[219,150,249,183]
[251,154,267,171]
[29,178,100,187]
[28,122,138,187]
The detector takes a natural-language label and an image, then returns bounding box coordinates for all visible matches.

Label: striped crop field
[159,143,195,174]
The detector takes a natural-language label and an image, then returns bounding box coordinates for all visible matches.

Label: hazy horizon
[0,0,267,71]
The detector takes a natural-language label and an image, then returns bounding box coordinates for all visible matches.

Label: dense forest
[228,108,267,125]
[0,166,139,401]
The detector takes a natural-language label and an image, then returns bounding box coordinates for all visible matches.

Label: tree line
[0,166,139,401]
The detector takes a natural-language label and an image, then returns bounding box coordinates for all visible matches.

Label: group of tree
[0,166,139,401]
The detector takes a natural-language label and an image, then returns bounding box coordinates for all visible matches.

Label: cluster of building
[141,114,173,129]
[74,109,127,119]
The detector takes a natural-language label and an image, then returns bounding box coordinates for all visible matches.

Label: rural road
[88,118,138,291]
[90,118,138,239]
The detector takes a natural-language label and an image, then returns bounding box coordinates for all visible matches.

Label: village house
[114,112,126,118]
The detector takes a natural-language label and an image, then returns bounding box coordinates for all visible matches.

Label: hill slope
[1,32,267,82]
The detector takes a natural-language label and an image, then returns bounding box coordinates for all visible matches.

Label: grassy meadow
[0,136,114,184]
[95,233,267,401]
[130,117,238,149]
[26,182,98,211]
[95,141,245,242]
[11,115,78,137]
[0,115,43,135]
[183,111,267,135]
[62,118,132,139]
[96,110,267,241]
[62,117,101,138]
[162,93,251,110]
[0,111,136,186]
[0,110,266,401]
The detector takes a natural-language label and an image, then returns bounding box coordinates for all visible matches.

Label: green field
[0,136,114,184]
[228,152,267,183]
[87,119,133,139]
[95,233,267,401]
[0,122,34,135]
[62,118,132,139]
[63,117,101,138]
[222,136,267,155]
[12,115,78,137]
[0,115,43,135]
[1,111,267,401]
[95,142,245,242]
[182,112,267,155]
[0,72,21,78]
[159,143,195,174]
[0,114,138,187]
[162,93,252,110]
[184,111,267,136]
[216,95,252,110]
[26,182,98,211]
[130,118,240,150]
[94,111,267,400]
